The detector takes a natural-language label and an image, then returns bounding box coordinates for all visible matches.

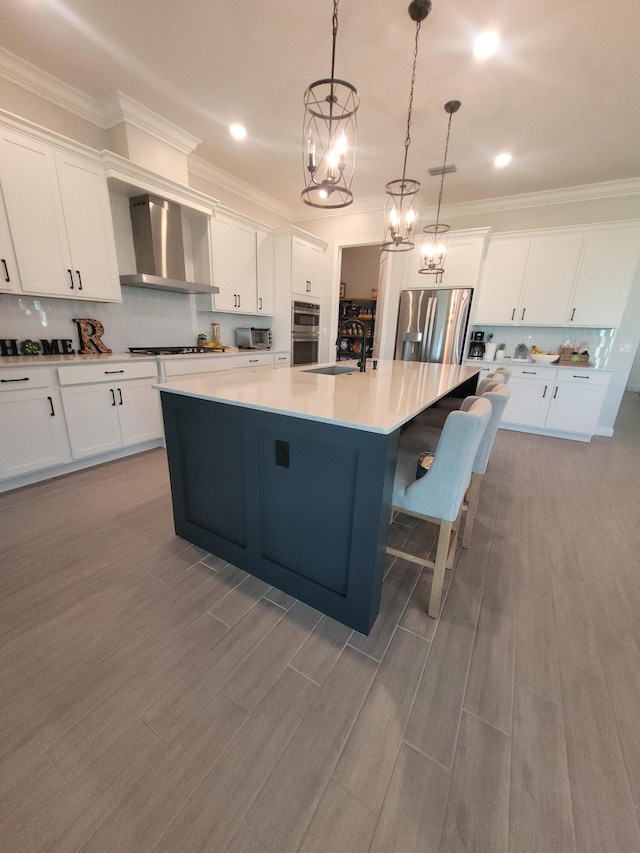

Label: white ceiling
[2,0,639,218]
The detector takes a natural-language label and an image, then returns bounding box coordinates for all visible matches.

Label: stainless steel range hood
[119,194,219,295]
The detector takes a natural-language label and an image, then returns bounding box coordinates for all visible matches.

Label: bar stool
[387,397,491,618]
[414,371,505,429]
[399,384,510,549]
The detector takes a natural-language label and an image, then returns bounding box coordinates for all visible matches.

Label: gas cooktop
[128,346,217,355]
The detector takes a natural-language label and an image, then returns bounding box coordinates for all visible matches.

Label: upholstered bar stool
[459,385,510,547]
[399,383,511,549]
[387,397,491,618]
[414,371,505,429]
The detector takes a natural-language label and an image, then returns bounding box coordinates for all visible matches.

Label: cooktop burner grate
[128,346,209,355]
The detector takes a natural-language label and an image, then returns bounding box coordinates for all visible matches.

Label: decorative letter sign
[73,318,112,354]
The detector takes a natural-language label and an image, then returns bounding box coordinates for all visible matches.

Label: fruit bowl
[530,353,559,364]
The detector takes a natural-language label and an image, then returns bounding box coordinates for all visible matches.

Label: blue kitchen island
[156,360,479,634]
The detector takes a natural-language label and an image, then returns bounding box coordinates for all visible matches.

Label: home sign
[0,318,112,357]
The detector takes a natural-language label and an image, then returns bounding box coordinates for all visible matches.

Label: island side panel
[160,392,399,634]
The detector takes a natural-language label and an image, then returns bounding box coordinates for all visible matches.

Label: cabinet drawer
[273,352,290,368]
[508,365,558,380]
[0,367,57,390]
[234,353,273,369]
[58,360,158,385]
[555,368,609,386]
[162,357,235,377]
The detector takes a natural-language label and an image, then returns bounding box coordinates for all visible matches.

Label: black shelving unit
[337,298,377,360]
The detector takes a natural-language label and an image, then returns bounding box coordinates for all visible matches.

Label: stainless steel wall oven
[291,300,320,365]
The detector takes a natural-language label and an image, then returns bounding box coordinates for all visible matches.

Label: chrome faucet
[337,318,367,372]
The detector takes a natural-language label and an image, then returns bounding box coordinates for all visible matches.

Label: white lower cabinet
[0,369,70,478]
[499,365,609,438]
[58,361,162,460]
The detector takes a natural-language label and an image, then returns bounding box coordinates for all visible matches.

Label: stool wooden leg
[428,519,452,618]
[462,473,482,549]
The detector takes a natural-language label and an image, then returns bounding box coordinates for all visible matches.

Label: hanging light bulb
[302,0,359,209]
[381,0,432,252]
[420,100,461,280]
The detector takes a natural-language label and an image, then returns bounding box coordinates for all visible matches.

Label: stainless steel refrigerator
[394,288,473,364]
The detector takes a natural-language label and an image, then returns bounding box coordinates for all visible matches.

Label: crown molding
[99,91,201,155]
[0,47,103,125]
[295,178,640,224]
[189,155,295,221]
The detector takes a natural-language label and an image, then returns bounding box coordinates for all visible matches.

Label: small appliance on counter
[235,327,272,350]
[468,330,485,359]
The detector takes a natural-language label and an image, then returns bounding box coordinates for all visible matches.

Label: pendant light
[381,0,432,252]
[302,0,359,209]
[419,100,461,279]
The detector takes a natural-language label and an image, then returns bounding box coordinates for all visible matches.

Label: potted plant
[495,343,506,360]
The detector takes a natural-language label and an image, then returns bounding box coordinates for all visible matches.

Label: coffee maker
[468,330,485,359]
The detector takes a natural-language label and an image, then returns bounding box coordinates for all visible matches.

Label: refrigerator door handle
[454,292,472,364]
[421,295,437,362]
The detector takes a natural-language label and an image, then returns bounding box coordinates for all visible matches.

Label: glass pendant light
[381,0,432,252]
[302,0,359,209]
[419,100,461,279]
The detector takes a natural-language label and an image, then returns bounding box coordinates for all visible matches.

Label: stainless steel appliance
[394,288,472,364]
[235,327,272,349]
[291,301,320,365]
[119,194,219,295]
[468,330,485,359]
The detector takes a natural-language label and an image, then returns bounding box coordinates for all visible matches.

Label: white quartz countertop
[154,360,481,434]
[0,349,287,368]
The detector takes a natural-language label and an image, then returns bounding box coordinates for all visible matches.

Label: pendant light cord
[400,20,422,187]
[434,111,453,228]
[330,0,339,80]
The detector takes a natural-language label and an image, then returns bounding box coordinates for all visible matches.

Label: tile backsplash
[469,325,616,369]
[0,289,268,353]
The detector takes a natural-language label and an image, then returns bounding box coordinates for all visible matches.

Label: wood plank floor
[1,392,639,852]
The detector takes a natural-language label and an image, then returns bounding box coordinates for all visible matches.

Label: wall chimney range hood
[119,194,219,295]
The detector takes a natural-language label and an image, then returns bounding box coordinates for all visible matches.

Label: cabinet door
[0,388,70,478]
[256,229,274,315]
[61,384,122,459]
[407,233,486,289]
[116,380,163,445]
[473,238,530,324]
[292,238,321,296]
[234,221,258,314]
[0,130,72,296]
[569,227,640,327]
[545,380,606,435]
[210,218,238,311]
[0,194,20,293]
[518,233,583,325]
[55,152,121,302]
[502,377,552,426]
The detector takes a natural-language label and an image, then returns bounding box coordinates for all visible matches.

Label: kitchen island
[156,360,479,634]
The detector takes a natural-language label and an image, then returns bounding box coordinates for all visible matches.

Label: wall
[340,245,381,299]
[294,196,640,434]
[628,343,640,392]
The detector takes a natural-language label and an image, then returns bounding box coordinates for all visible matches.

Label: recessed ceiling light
[473,30,500,60]
[494,152,512,168]
[229,123,247,141]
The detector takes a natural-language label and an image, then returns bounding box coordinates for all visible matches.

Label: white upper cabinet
[568,224,640,327]
[256,228,274,315]
[474,223,640,328]
[517,232,583,325]
[203,215,258,314]
[0,192,20,294]
[291,237,322,297]
[473,236,531,324]
[406,228,491,289]
[0,128,121,302]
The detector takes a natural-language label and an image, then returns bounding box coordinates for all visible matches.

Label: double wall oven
[291,300,319,365]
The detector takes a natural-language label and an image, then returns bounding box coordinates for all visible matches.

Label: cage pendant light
[419,100,461,279]
[381,0,432,252]
[302,0,359,209]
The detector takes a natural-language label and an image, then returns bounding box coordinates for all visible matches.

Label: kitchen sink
[303,365,357,375]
